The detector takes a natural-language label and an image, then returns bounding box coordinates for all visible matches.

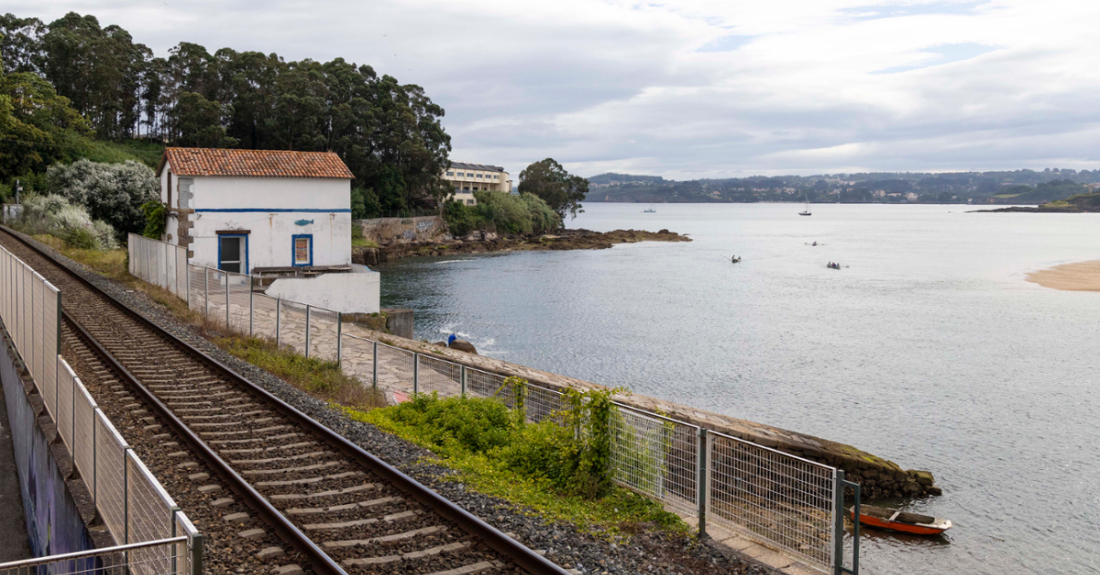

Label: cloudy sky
[18,0,1100,179]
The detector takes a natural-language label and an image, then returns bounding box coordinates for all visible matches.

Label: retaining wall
[0,327,99,558]
[355,216,448,244]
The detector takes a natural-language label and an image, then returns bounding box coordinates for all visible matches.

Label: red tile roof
[158,148,354,179]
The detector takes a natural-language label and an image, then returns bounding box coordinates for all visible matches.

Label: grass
[215,335,385,409]
[340,395,689,536]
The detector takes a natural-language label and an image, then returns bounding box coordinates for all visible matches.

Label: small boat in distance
[851,506,952,536]
[643,204,657,213]
[799,193,812,216]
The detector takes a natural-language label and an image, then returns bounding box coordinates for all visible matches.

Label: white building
[156,147,379,313]
[442,162,512,206]
[158,148,354,273]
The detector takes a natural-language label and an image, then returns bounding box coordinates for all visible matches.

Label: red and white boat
[850,505,952,535]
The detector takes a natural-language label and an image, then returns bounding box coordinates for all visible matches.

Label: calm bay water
[378,203,1100,575]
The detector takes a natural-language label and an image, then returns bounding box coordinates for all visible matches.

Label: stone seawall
[355,216,449,244]
[362,329,940,500]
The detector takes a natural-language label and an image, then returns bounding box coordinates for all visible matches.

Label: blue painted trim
[217,234,249,273]
[292,234,313,267]
[195,208,350,213]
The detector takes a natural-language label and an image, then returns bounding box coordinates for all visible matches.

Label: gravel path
[18,231,767,575]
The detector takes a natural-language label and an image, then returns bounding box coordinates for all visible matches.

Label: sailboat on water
[799,194,812,216]
[643,203,657,213]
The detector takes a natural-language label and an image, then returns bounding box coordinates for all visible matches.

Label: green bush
[142,201,168,239]
[442,199,486,236]
[520,192,562,233]
[62,226,99,249]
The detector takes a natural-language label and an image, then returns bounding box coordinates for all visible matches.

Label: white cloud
[15,0,1100,178]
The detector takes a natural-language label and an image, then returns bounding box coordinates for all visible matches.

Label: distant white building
[442,162,512,206]
[156,147,379,313]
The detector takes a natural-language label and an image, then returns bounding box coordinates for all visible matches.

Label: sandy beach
[1026,260,1100,291]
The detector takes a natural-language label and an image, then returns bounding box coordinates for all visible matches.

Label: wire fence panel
[308,307,340,363]
[205,268,228,328]
[95,409,130,545]
[251,293,279,341]
[175,244,188,297]
[466,367,513,406]
[56,357,77,452]
[609,405,699,517]
[74,381,97,500]
[126,451,175,575]
[186,265,206,314]
[524,383,568,425]
[417,354,461,397]
[707,430,835,571]
[376,342,415,393]
[278,300,308,355]
[339,334,375,388]
[128,234,188,299]
[226,272,252,335]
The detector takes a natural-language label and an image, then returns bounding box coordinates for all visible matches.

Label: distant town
[585,170,1100,205]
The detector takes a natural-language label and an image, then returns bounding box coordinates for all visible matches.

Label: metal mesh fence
[205,268,228,328]
[466,367,513,406]
[610,405,699,517]
[416,354,461,396]
[339,334,375,388]
[707,430,836,569]
[524,383,568,425]
[74,381,97,501]
[126,451,175,575]
[308,307,340,362]
[226,272,252,335]
[187,265,206,314]
[376,342,415,392]
[95,409,129,545]
[251,293,280,342]
[278,300,308,355]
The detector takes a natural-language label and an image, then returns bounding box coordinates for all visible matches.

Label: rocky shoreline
[354,228,691,266]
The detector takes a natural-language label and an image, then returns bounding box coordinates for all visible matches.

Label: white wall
[265,265,380,314]
[161,170,351,271]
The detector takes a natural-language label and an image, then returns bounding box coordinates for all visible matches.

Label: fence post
[170,507,180,575]
[165,240,170,289]
[697,427,708,539]
[372,341,378,390]
[413,352,419,395]
[460,366,467,398]
[190,533,204,575]
[249,277,254,337]
[336,312,342,367]
[123,447,131,545]
[225,273,230,328]
[275,297,281,347]
[305,305,311,359]
[204,268,209,318]
[834,469,843,574]
[186,262,191,308]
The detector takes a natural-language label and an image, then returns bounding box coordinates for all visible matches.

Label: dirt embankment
[354,228,691,265]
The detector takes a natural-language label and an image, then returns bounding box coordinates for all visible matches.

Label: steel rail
[0,226,570,575]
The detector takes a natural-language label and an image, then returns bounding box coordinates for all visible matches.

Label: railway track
[0,227,569,575]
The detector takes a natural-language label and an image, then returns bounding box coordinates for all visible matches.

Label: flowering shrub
[14,194,118,250]
[46,159,157,239]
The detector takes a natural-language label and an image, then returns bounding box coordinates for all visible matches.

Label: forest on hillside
[588,170,1100,205]
[0,12,450,215]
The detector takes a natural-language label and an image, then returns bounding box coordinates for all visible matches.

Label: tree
[172,92,236,148]
[518,158,588,222]
[46,159,158,238]
[0,71,91,180]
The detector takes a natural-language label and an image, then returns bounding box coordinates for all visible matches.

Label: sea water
[378,203,1100,575]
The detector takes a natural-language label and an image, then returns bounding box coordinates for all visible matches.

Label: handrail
[0,537,186,568]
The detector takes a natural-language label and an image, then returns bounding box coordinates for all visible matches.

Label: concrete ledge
[357,327,933,498]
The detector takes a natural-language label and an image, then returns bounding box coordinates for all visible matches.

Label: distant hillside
[583,170,1100,205]
[988,190,1100,213]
